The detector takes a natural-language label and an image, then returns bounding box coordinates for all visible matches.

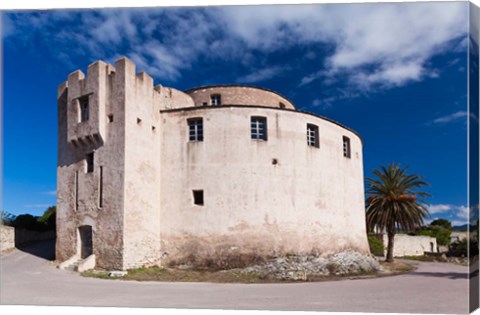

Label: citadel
[56,57,369,271]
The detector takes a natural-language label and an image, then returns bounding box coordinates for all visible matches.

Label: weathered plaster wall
[383,234,437,257]
[0,225,15,253]
[159,106,368,265]
[57,57,369,270]
[57,60,128,269]
[186,86,296,109]
[121,61,162,269]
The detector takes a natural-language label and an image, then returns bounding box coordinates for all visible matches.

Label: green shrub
[368,235,384,256]
[416,226,451,246]
[449,238,479,257]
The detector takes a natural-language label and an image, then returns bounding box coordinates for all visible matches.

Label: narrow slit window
[193,190,204,206]
[107,114,114,123]
[75,171,79,211]
[210,94,221,106]
[188,118,203,142]
[343,136,351,158]
[251,116,267,141]
[98,166,103,208]
[86,152,94,173]
[307,124,319,148]
[79,96,89,122]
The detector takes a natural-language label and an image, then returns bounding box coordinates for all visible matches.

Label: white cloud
[237,66,288,83]
[4,3,468,88]
[427,204,472,226]
[433,111,468,124]
[220,3,468,90]
[428,204,453,214]
[457,205,469,219]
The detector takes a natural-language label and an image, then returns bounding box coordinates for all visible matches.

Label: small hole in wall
[108,114,114,123]
[272,158,278,165]
[152,126,156,132]
[137,118,142,125]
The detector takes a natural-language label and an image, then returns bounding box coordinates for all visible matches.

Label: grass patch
[401,255,439,262]
[82,266,390,283]
[82,267,267,283]
[380,260,415,273]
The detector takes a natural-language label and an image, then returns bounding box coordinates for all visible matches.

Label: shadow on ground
[16,239,55,261]
[411,271,468,280]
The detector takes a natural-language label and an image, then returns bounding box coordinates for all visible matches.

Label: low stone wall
[15,228,55,247]
[383,234,437,257]
[0,225,15,253]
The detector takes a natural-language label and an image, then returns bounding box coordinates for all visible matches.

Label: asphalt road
[0,241,472,313]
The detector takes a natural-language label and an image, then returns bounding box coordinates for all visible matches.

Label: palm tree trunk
[386,230,395,262]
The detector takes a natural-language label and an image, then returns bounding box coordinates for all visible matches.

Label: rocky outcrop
[233,251,382,280]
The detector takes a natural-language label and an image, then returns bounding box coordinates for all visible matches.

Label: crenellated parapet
[64,60,111,147]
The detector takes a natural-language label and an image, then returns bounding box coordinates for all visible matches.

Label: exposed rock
[233,251,382,280]
[108,271,128,277]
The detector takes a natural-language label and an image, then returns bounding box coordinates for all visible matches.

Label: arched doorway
[78,225,93,258]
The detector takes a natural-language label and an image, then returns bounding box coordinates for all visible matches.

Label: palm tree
[366,163,431,262]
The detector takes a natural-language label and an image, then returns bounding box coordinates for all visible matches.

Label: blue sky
[1,2,474,226]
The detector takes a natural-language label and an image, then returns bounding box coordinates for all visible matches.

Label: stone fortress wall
[57,57,370,270]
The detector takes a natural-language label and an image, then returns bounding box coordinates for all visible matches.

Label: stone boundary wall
[383,234,437,257]
[0,225,15,253]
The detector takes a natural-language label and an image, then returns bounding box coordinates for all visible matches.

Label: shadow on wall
[15,229,56,261]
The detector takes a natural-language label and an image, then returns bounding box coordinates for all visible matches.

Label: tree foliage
[430,218,452,230]
[416,225,451,246]
[366,163,430,262]
[13,206,56,231]
[368,235,385,256]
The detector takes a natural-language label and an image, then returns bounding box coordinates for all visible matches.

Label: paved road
[0,241,471,313]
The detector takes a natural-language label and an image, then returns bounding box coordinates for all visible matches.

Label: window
[86,152,94,173]
[75,171,79,211]
[188,118,203,141]
[79,96,89,122]
[343,136,351,158]
[210,94,221,106]
[107,114,114,123]
[307,124,319,148]
[193,190,204,206]
[98,166,103,208]
[279,102,286,109]
[251,117,267,141]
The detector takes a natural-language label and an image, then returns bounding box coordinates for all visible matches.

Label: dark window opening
[79,96,89,122]
[188,118,203,142]
[202,102,208,106]
[307,124,319,148]
[343,136,351,158]
[137,118,142,124]
[98,166,103,208]
[251,116,267,141]
[152,126,156,132]
[86,152,94,173]
[279,102,286,109]
[75,171,79,211]
[107,114,114,123]
[193,190,204,206]
[210,94,221,106]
